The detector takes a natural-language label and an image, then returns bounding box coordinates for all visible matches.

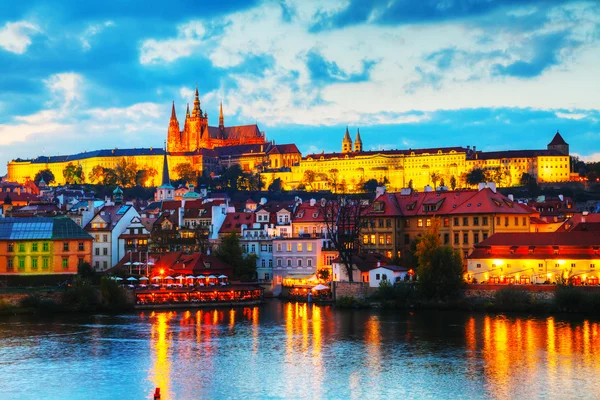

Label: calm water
[0,301,599,400]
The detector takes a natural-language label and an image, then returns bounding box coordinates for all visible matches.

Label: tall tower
[186,86,209,151]
[547,130,569,156]
[354,128,363,152]
[219,101,224,130]
[166,102,181,152]
[156,142,174,202]
[342,126,352,153]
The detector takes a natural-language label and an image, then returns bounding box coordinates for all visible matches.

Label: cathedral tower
[354,128,363,152]
[342,126,352,153]
[547,130,569,156]
[166,102,181,152]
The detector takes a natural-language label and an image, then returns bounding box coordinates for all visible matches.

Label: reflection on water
[0,303,599,399]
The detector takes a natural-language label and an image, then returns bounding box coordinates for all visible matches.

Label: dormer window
[373,202,384,212]
[553,246,559,255]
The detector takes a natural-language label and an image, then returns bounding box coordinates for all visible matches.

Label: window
[538,263,544,271]
[31,258,38,269]
[269,260,273,268]
[571,263,576,269]
[496,217,501,225]
[297,243,302,252]
[463,233,469,245]
[483,217,489,226]
[444,233,449,244]
[268,245,273,252]
[261,259,266,268]
[443,218,449,227]
[43,242,49,252]
[307,243,313,251]
[378,219,384,228]
[506,263,511,269]
[363,235,369,245]
[523,217,527,226]
[95,261,100,269]
[78,258,84,266]
[417,219,423,227]
[474,233,479,243]
[505,217,509,226]
[95,248,100,256]
[453,217,459,226]
[78,242,84,251]
[463,217,469,226]
[251,244,256,253]
[297,259,303,267]
[307,259,312,267]
[379,235,385,245]
[7,258,13,270]
[404,234,410,245]
[103,248,108,256]
[43,258,49,269]
[473,217,479,226]
[404,220,410,228]
[63,242,69,252]
[426,219,431,227]
[370,235,376,245]
[483,232,488,240]
[7,243,13,252]
[103,261,108,269]
[32,243,38,252]
[375,273,381,280]
[277,259,282,267]
[95,234,100,242]
[386,235,392,245]
[287,243,292,252]
[454,233,459,245]
[62,258,68,268]
[476,263,481,269]
[386,219,392,228]
[277,244,282,252]
[382,274,388,281]
[102,234,108,242]
[18,243,25,252]
[514,217,519,226]
[591,264,596,269]
[287,259,292,267]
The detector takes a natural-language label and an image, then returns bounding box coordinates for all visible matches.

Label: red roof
[333,252,392,272]
[268,144,300,155]
[219,212,255,234]
[293,203,325,222]
[475,232,600,247]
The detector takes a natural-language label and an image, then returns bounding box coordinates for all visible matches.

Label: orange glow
[149,312,173,400]
[160,268,164,275]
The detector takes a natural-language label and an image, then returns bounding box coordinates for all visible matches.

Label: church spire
[186,103,190,118]
[219,101,224,129]
[170,101,177,120]
[161,141,172,187]
[354,128,362,152]
[192,85,201,117]
[342,126,352,154]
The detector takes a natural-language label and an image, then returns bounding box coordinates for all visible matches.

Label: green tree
[466,168,486,186]
[103,168,118,185]
[415,217,442,272]
[363,178,378,193]
[268,178,282,192]
[408,179,414,190]
[450,175,457,190]
[418,246,464,300]
[214,233,257,281]
[174,163,197,184]
[34,169,55,185]
[62,163,84,185]
[77,262,95,280]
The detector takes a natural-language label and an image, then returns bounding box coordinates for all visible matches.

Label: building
[272,237,325,284]
[0,217,93,275]
[467,232,600,285]
[368,265,410,287]
[85,204,140,271]
[331,253,391,282]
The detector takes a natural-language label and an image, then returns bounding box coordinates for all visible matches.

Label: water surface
[0,301,598,399]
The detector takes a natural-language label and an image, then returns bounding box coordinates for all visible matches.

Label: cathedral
[167,87,267,152]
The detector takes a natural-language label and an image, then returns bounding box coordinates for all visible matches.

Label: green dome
[113,186,123,194]
[182,190,200,199]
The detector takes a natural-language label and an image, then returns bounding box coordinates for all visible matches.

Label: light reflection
[149,312,173,400]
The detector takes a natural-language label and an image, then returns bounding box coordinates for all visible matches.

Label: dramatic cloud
[140,21,207,64]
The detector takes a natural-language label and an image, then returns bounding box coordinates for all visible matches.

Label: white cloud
[555,111,588,120]
[180,87,195,101]
[43,72,84,109]
[139,21,206,64]
[572,152,600,162]
[80,20,115,51]
[0,21,40,54]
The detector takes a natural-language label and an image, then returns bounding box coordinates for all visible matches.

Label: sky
[0,0,599,175]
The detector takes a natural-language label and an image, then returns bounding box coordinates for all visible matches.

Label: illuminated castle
[167,87,266,152]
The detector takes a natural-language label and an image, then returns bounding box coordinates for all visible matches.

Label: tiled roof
[213,143,268,157]
[84,204,133,231]
[556,213,600,232]
[333,252,392,272]
[19,148,165,164]
[473,149,563,160]
[0,217,92,240]
[207,124,262,141]
[548,131,568,146]
[293,204,325,222]
[474,232,600,247]
[268,144,300,155]
[219,212,255,234]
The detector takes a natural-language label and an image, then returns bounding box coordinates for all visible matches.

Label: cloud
[555,111,587,120]
[139,21,207,64]
[43,72,84,109]
[80,20,115,51]
[0,21,40,54]
[306,49,376,84]
[572,153,600,162]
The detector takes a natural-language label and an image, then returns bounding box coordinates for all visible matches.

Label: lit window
[307,243,313,251]
[297,243,302,252]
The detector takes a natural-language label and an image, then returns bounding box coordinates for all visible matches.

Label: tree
[520,172,533,186]
[466,168,486,186]
[115,157,137,187]
[34,169,55,185]
[363,178,378,193]
[319,196,368,282]
[136,168,158,187]
[63,163,84,185]
[520,172,539,196]
[88,165,105,184]
[77,262,95,280]
[408,179,413,190]
[430,172,440,188]
[174,163,197,184]
[268,178,282,193]
[303,170,316,191]
[414,219,463,300]
[439,178,446,188]
[214,233,257,281]
[329,169,339,193]
[450,175,457,190]
[103,168,118,185]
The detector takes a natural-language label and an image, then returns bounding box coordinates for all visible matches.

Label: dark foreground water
[0,301,599,400]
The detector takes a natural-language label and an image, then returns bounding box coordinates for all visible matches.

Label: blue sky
[1,0,599,175]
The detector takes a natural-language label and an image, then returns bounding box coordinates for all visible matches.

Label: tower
[156,142,174,202]
[166,102,181,152]
[113,186,123,205]
[186,86,209,151]
[547,130,569,156]
[342,126,352,153]
[354,128,363,152]
[219,101,224,130]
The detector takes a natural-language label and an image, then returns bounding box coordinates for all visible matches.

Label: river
[0,300,598,399]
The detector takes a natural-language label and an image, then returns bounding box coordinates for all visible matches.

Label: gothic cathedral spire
[354,128,363,152]
[219,101,224,129]
[192,85,201,117]
[342,126,352,153]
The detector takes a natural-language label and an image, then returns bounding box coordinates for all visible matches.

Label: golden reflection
[229,309,236,331]
[149,312,173,400]
[364,315,381,375]
[251,307,260,355]
[195,310,202,343]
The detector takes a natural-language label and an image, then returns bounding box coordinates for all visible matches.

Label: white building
[272,237,328,284]
[368,265,410,287]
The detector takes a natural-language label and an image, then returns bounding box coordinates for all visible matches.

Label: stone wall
[0,291,63,307]
[332,281,373,300]
[464,284,600,301]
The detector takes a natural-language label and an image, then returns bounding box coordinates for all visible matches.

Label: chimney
[375,186,386,198]
[508,194,514,201]
[478,183,486,192]
[377,261,381,268]
[309,198,316,207]
[424,185,433,192]
[558,194,564,202]
[487,182,497,193]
